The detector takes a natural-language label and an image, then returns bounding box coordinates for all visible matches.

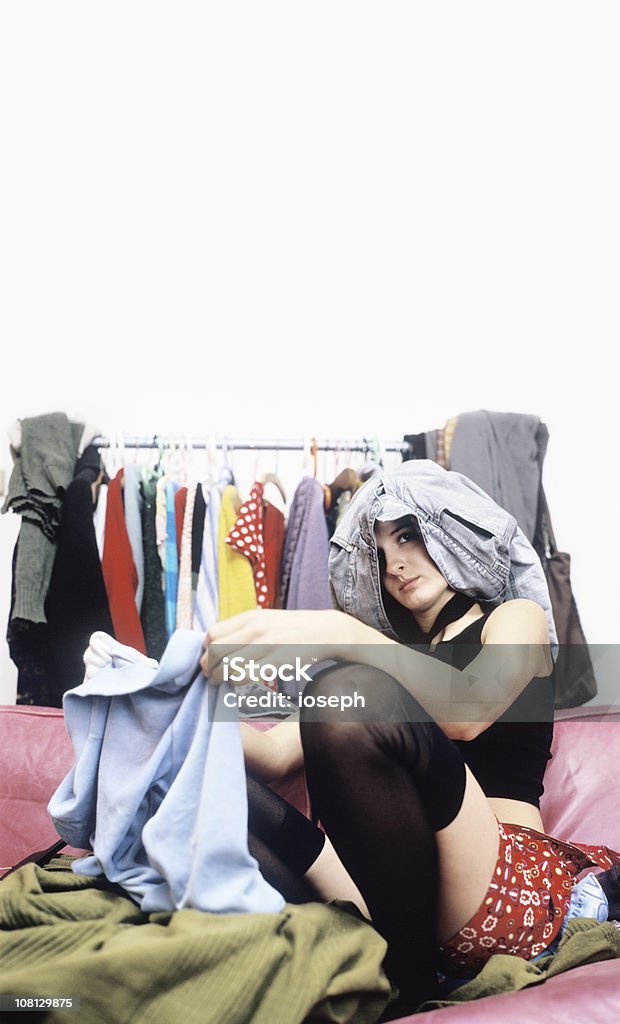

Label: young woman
[201,466,617,1018]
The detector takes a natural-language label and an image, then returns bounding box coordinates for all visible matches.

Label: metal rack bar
[92,435,412,455]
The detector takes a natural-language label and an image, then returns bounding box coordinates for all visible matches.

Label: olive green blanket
[419,916,620,1011]
[0,857,393,1024]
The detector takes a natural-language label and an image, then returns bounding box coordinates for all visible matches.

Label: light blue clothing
[561,872,608,928]
[329,460,558,650]
[194,484,221,633]
[531,872,609,961]
[48,630,284,917]
[165,481,180,637]
[123,463,145,612]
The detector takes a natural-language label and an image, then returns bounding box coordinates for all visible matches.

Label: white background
[1,2,618,704]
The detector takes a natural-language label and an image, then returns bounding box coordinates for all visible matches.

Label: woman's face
[374,516,452,626]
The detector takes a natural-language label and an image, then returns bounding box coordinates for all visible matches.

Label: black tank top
[428,610,555,808]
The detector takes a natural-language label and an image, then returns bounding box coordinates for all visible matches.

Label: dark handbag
[536,488,597,708]
[1,837,67,881]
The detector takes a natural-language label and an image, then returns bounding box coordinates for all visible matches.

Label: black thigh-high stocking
[299,663,468,1014]
[246,773,326,904]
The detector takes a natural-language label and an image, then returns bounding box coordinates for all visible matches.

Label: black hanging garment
[401,433,427,461]
[140,472,168,661]
[45,450,114,705]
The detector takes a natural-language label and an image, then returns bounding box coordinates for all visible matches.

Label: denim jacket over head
[329,460,557,649]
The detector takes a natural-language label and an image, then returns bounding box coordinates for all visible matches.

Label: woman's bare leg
[435,766,499,942]
[304,832,371,917]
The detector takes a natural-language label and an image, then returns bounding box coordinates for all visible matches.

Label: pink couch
[1,703,619,1023]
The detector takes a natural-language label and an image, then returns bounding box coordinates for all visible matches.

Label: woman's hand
[83,631,159,679]
[200,608,365,684]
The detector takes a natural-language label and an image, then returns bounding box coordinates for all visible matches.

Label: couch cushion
[541,712,620,850]
[0,707,310,875]
[0,705,75,874]
[406,957,620,1024]
[2,704,619,869]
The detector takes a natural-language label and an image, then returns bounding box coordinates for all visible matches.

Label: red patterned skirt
[437,820,620,977]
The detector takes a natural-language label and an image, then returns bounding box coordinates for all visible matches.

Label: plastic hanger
[117,429,126,473]
[311,436,319,478]
[261,471,287,504]
[217,439,235,489]
[301,433,312,478]
[202,432,217,489]
[106,428,123,479]
[165,436,178,481]
[180,434,193,485]
[259,442,287,507]
[358,437,383,481]
[151,435,165,479]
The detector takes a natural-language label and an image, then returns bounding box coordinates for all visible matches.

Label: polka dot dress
[225,481,270,607]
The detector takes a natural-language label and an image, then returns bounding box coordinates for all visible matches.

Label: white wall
[1,2,618,704]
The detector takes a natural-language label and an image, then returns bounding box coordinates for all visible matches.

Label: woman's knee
[299,663,436,771]
[299,663,397,760]
[302,662,428,723]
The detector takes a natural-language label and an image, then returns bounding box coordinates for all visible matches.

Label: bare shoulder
[481,599,549,644]
[480,600,552,679]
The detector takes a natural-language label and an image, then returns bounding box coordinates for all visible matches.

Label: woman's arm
[203,603,551,739]
[348,599,552,740]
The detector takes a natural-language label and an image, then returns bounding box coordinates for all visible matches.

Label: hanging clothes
[448,410,548,544]
[101,469,146,654]
[6,573,51,705]
[435,427,446,468]
[324,468,360,541]
[443,415,459,467]
[123,463,145,614]
[140,471,167,661]
[2,412,85,625]
[194,484,221,633]
[401,432,427,461]
[175,486,188,559]
[93,482,108,561]
[2,417,77,705]
[424,430,437,462]
[155,475,168,567]
[176,482,198,629]
[191,482,207,613]
[534,487,597,707]
[263,498,285,609]
[3,422,101,706]
[218,485,257,620]
[45,472,114,705]
[281,477,331,611]
[164,480,180,638]
[225,481,269,608]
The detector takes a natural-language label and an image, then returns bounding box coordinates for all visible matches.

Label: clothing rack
[92,435,413,456]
